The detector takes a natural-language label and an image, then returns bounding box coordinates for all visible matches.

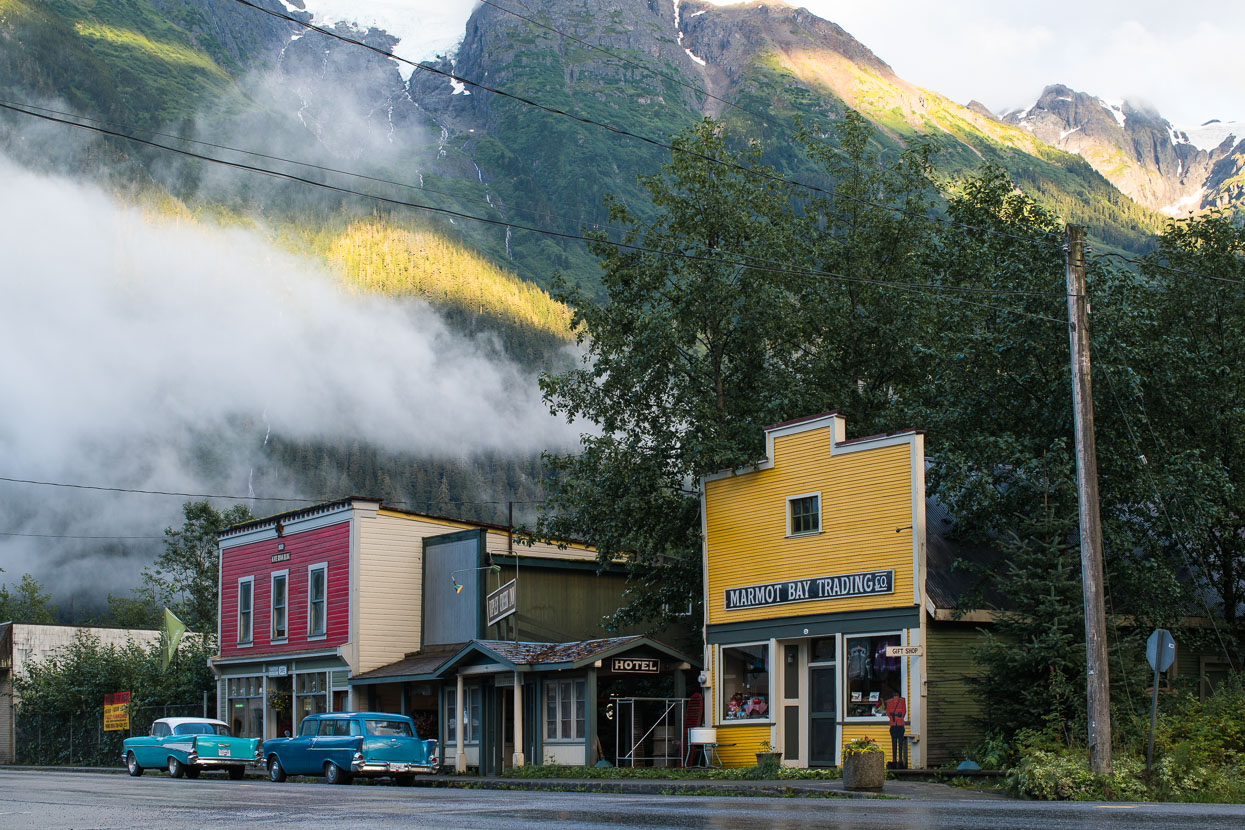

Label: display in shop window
[720,644,770,720]
[845,634,902,718]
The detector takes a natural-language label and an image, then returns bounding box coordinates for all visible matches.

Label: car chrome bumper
[351,760,437,775]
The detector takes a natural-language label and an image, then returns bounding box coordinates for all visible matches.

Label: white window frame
[270,570,289,643]
[716,641,775,724]
[842,629,906,723]
[307,562,328,640]
[786,491,822,537]
[445,687,457,745]
[236,576,254,646]
[544,678,587,743]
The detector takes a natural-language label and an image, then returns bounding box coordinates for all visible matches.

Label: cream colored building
[0,622,161,763]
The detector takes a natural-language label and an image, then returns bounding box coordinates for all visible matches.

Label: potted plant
[755,740,783,768]
[842,736,885,791]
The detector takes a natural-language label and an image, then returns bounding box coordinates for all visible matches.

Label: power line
[228,0,1063,253]
[0,531,165,540]
[1096,363,1241,680]
[0,99,634,239]
[0,101,1063,304]
[1096,250,1245,289]
[0,474,539,509]
[477,0,778,132]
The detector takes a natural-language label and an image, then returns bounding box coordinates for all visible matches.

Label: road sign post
[1146,628,1176,775]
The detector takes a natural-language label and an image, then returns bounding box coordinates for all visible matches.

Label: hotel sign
[724,570,894,611]
[487,580,517,626]
[610,657,660,674]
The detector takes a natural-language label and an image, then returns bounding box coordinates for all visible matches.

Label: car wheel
[324,762,352,785]
[228,766,246,780]
[168,757,186,779]
[184,766,201,779]
[394,774,415,786]
[125,752,144,777]
[267,756,287,783]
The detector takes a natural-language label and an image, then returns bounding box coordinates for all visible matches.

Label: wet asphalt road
[1,770,1242,829]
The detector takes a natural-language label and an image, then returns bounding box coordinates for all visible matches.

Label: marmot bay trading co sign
[724,569,894,611]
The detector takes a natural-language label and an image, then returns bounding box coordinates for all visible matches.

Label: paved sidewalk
[0,765,1008,800]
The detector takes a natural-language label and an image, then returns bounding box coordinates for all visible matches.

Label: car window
[318,719,345,736]
[365,720,413,737]
[174,722,232,736]
[152,722,170,738]
[299,719,318,737]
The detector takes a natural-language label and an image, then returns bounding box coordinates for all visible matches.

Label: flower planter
[754,751,783,767]
[842,749,885,791]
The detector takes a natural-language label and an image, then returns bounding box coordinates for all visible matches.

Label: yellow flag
[162,608,186,670]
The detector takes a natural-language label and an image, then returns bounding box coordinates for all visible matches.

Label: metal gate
[613,697,687,767]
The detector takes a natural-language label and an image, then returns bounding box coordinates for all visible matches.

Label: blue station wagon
[122,717,262,779]
[263,712,438,785]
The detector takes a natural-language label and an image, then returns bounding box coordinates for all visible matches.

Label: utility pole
[1065,224,1113,776]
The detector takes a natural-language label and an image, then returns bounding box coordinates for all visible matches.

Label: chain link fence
[16,699,212,767]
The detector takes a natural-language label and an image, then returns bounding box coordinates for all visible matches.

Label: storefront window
[845,634,901,718]
[226,676,264,738]
[544,679,586,741]
[720,644,770,720]
[295,671,328,721]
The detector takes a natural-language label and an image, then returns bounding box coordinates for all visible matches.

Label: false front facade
[701,412,926,768]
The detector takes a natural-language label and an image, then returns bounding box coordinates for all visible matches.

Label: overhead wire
[0,100,1065,308]
[1096,361,1241,679]
[227,0,1064,253]
[0,475,545,511]
[1096,250,1245,288]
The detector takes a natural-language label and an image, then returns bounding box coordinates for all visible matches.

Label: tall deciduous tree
[143,500,253,637]
[538,116,940,632]
[0,571,58,623]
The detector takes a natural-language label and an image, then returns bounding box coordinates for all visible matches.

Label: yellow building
[700,412,926,768]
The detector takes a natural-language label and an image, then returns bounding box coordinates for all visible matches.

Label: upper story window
[271,571,288,642]
[307,563,327,638]
[237,577,254,645]
[787,493,821,536]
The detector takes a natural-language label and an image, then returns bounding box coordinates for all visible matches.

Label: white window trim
[842,629,906,723]
[716,641,775,725]
[236,576,254,647]
[270,569,289,644]
[543,678,587,743]
[785,491,822,538]
[307,561,328,640]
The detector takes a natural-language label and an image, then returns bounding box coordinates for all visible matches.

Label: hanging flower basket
[842,736,885,791]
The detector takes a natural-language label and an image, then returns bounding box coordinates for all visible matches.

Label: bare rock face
[1002,84,1237,215]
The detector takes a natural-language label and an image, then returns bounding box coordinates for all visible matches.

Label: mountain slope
[1003,85,1245,217]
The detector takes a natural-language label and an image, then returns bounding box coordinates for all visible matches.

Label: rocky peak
[1003,84,1237,215]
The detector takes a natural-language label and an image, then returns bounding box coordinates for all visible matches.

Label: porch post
[455,672,466,772]
[512,670,525,767]
[585,667,598,766]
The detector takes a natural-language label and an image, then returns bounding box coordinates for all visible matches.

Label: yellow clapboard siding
[705,427,917,624]
[841,722,900,766]
[714,724,771,768]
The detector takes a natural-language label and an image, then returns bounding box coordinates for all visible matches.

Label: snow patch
[673,0,709,66]
[1060,126,1081,141]
[1160,187,1206,217]
[296,1,472,81]
[450,77,470,95]
[1181,119,1245,152]
[1099,98,1127,129]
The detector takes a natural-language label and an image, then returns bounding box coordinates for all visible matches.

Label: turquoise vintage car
[122,717,262,779]
[263,712,438,785]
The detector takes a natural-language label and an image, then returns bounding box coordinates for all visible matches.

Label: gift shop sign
[724,570,894,611]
